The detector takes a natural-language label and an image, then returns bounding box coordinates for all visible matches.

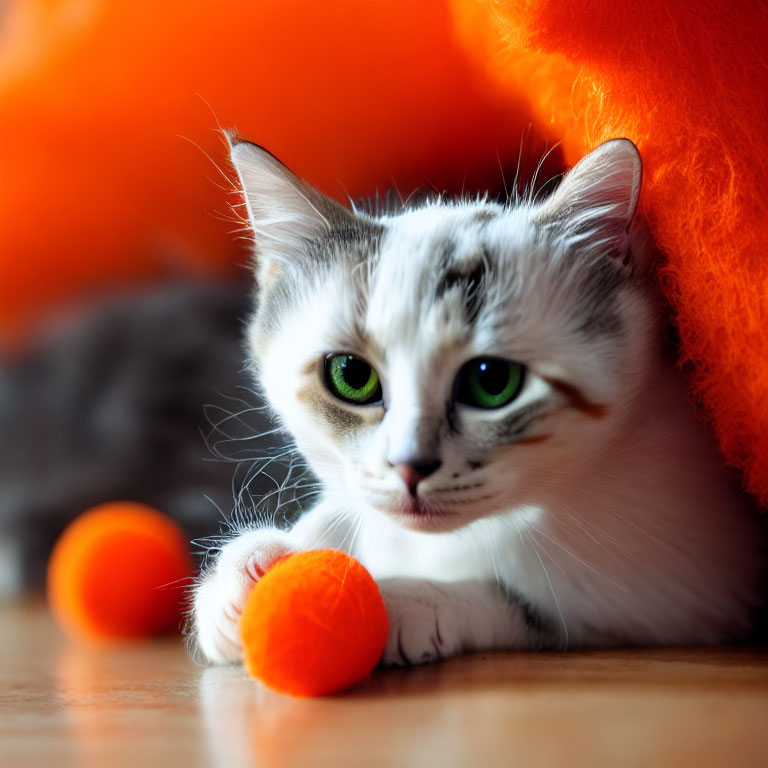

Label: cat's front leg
[192,499,355,664]
[378,579,538,666]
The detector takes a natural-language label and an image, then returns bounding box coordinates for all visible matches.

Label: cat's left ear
[534,139,642,269]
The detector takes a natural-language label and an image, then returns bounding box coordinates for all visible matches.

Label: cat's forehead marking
[364,204,501,349]
[433,247,488,326]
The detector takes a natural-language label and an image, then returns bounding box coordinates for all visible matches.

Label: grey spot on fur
[472,210,498,224]
[577,307,622,337]
[500,583,558,649]
[435,253,487,326]
[438,238,456,264]
[574,261,625,338]
[256,216,383,342]
[309,218,384,265]
[492,401,553,444]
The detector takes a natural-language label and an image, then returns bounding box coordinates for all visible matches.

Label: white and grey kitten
[193,138,762,665]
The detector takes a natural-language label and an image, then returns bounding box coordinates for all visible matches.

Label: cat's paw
[377,580,464,667]
[193,529,296,664]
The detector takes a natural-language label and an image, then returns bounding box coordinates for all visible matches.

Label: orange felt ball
[47,502,193,641]
[240,550,388,697]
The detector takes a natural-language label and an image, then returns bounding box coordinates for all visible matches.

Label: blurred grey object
[0,281,296,596]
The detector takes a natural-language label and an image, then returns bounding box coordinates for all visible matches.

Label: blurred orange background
[0,0,552,347]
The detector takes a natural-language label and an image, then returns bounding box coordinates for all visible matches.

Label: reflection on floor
[2,600,768,768]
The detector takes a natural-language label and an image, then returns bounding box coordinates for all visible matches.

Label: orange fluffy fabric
[452,0,768,505]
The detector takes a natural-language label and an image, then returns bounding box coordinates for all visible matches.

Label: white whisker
[521,529,569,650]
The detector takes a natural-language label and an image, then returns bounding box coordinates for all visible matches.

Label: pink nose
[395,460,441,496]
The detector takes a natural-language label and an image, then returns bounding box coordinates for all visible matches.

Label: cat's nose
[394,459,442,496]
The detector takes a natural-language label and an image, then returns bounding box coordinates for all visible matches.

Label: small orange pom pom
[47,502,193,641]
[240,550,388,697]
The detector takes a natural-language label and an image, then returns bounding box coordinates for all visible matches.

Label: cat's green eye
[455,358,524,409]
[324,354,382,405]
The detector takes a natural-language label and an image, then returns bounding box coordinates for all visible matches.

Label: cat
[192,137,763,666]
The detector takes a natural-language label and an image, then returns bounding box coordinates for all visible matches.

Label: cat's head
[230,137,653,532]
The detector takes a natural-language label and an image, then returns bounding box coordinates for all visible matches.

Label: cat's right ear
[533,139,642,271]
[227,135,354,286]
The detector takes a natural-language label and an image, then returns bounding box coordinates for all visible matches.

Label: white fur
[192,139,762,666]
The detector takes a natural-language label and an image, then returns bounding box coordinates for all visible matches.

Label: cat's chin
[385,498,467,534]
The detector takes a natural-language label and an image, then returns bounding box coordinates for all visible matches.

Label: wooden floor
[3,600,768,768]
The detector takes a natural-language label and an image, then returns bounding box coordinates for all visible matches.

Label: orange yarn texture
[240,550,388,697]
[47,502,193,641]
[451,0,768,505]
